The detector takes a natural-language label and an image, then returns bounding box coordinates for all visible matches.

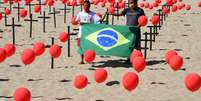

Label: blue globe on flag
[96,30,119,47]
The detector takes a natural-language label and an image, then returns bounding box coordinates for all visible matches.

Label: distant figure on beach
[75,0,103,64]
[112,0,145,63]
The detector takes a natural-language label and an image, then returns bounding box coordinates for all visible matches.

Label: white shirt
[76,11,101,38]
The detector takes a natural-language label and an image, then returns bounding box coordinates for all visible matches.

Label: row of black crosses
[100,3,171,59]
[0,1,171,68]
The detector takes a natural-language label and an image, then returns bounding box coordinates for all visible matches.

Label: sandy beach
[0,0,201,101]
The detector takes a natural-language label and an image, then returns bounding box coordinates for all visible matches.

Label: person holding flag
[75,0,104,64]
[111,0,145,63]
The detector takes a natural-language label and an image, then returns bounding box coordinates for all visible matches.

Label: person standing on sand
[111,0,145,63]
[75,0,103,64]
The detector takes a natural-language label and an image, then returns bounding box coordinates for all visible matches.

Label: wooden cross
[38,11,51,32]
[59,5,71,23]
[67,26,71,57]
[48,7,60,28]
[6,17,22,45]
[157,9,163,29]
[13,3,24,22]
[24,13,38,38]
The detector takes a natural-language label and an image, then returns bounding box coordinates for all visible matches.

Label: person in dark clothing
[112,0,145,63]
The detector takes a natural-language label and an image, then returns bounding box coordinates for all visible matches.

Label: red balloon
[198,2,201,7]
[2,0,8,4]
[33,42,45,56]
[71,16,78,25]
[60,0,67,4]
[172,5,178,12]
[4,9,11,15]
[71,0,77,6]
[77,38,81,47]
[181,3,186,8]
[132,56,146,72]
[13,87,31,101]
[138,15,148,27]
[21,49,36,65]
[20,9,28,18]
[4,43,16,57]
[84,50,96,63]
[122,72,139,91]
[96,13,102,19]
[108,6,115,14]
[178,5,183,10]
[25,0,32,5]
[172,0,177,4]
[74,75,88,89]
[118,2,125,9]
[169,55,183,71]
[59,32,68,43]
[108,0,114,4]
[0,48,7,63]
[49,44,61,58]
[162,8,169,15]
[94,68,108,83]
[94,0,99,5]
[166,0,173,6]
[101,2,106,7]
[185,5,191,11]
[144,2,150,8]
[165,50,178,63]
[151,15,159,26]
[184,73,201,92]
[153,2,159,8]
[140,3,144,8]
[47,0,54,7]
[155,0,161,4]
[0,13,3,21]
[149,5,153,10]
[34,5,41,13]
[79,0,84,4]
[130,50,143,62]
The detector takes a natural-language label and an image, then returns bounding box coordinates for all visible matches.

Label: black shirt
[122,7,145,26]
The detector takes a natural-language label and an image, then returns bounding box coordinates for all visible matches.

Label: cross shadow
[32,96,43,98]
[151,82,166,85]
[9,65,22,67]
[106,81,120,86]
[96,100,104,101]
[92,59,132,68]
[0,78,9,82]
[27,79,43,81]
[147,60,166,66]
[55,97,73,100]
[0,96,13,99]
[59,79,71,83]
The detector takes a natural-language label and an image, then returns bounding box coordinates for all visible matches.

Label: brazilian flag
[78,24,139,58]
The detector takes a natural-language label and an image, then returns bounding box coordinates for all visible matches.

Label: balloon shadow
[27,79,44,82]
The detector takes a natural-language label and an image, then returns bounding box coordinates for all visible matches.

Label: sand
[0,0,201,101]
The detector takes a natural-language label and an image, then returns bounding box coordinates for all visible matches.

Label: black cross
[67,26,70,57]
[13,3,24,22]
[157,9,163,28]
[38,11,51,32]
[9,0,12,11]
[6,17,22,45]
[59,5,71,23]
[48,7,60,28]
[24,13,38,38]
